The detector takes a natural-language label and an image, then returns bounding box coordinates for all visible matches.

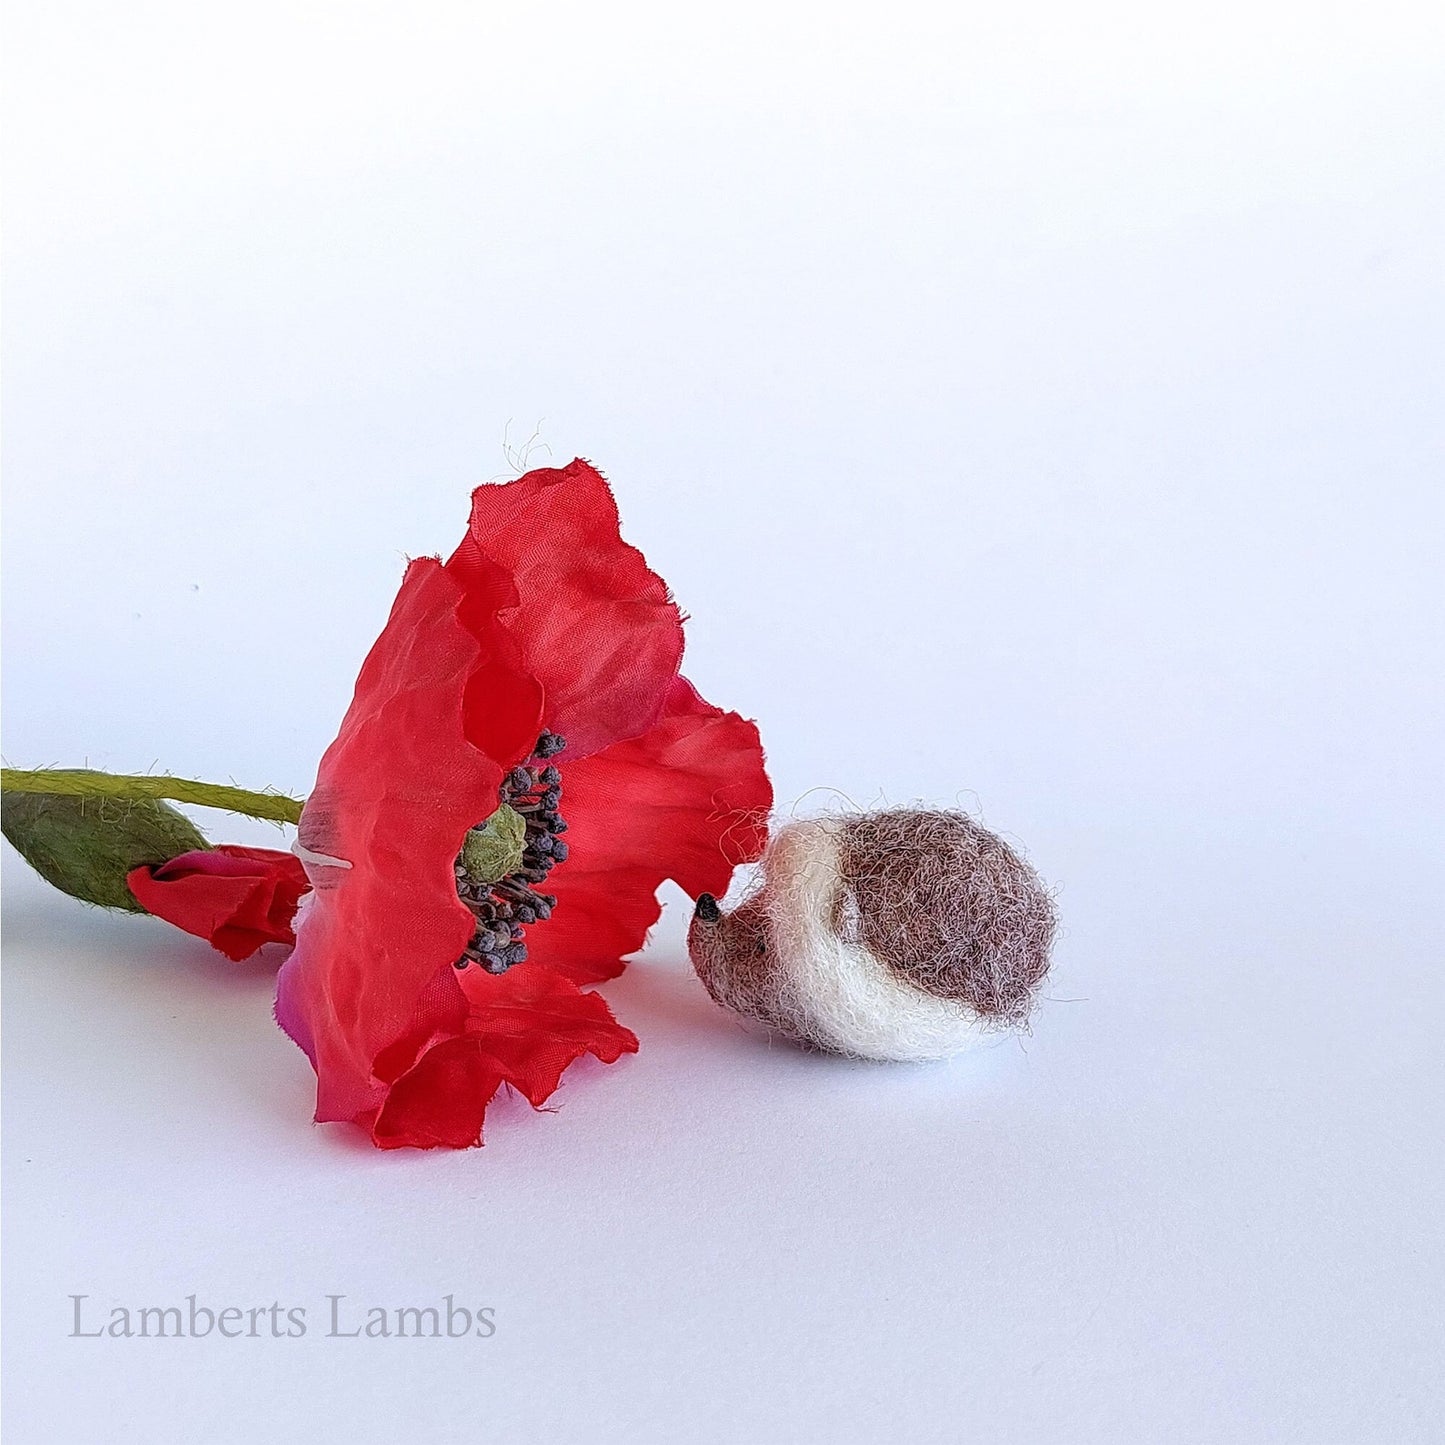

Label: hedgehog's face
[687,891,779,1025]
[686,819,854,1047]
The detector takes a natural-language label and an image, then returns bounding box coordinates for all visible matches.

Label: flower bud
[1,788,209,912]
[687,809,1056,1061]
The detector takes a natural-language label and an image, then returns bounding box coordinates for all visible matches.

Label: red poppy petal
[529,675,772,985]
[457,963,640,1107]
[276,557,533,1127]
[447,460,683,759]
[127,845,308,962]
[371,1038,505,1151]
[370,968,637,1149]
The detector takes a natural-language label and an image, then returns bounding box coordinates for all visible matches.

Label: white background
[3,2,1442,1440]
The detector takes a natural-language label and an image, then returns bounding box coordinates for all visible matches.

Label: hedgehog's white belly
[763,819,996,1062]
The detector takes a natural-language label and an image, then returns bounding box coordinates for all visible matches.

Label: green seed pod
[459,803,528,886]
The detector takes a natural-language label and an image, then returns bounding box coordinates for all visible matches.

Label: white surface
[3,3,1443,1441]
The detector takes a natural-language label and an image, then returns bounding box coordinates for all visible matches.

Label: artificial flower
[276,460,771,1149]
[127,845,309,962]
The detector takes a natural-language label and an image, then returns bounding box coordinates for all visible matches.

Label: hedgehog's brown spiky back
[837,809,1055,1025]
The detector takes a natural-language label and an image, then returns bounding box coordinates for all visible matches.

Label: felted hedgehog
[687,808,1056,1061]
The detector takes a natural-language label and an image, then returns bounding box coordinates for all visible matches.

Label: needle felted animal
[687,808,1055,1060]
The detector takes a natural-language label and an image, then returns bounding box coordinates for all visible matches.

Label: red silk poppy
[127,845,309,962]
[275,461,771,1150]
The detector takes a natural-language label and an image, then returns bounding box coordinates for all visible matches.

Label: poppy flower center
[452,730,570,973]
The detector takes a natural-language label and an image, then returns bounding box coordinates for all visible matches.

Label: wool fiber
[688,809,1056,1061]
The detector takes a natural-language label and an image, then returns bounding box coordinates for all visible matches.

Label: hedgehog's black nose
[694,892,721,923]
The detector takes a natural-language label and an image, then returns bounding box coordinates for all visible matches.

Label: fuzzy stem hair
[1,768,303,825]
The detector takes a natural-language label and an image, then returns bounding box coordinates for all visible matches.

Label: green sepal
[1,790,210,912]
[460,803,527,885]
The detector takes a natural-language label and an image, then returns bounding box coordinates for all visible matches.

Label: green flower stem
[0,768,304,825]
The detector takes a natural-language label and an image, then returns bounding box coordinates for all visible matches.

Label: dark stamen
[452,731,571,973]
